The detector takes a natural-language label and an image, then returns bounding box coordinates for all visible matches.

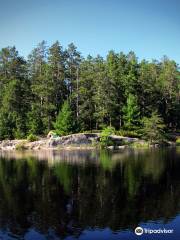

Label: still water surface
[0,148,180,240]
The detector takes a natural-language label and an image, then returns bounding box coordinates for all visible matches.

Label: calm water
[0,148,180,240]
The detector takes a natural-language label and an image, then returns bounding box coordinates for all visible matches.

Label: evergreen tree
[115,52,128,128]
[138,60,160,118]
[124,51,139,96]
[78,56,95,130]
[28,41,55,133]
[27,106,44,135]
[65,43,81,119]
[106,51,122,128]
[0,42,180,138]
[122,94,140,130]
[0,47,29,139]
[48,41,67,115]
[93,55,117,128]
[54,101,74,136]
[157,57,179,128]
[65,43,81,96]
[142,112,165,142]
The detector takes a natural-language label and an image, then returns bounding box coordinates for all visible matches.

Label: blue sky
[0,0,180,63]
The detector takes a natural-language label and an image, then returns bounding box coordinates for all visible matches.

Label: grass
[130,141,149,149]
[115,130,141,138]
[15,141,27,150]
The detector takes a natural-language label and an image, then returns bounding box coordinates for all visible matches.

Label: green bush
[27,133,38,142]
[81,130,102,134]
[116,130,141,138]
[176,138,180,146]
[15,141,27,150]
[100,126,115,147]
[130,141,149,148]
[163,133,176,141]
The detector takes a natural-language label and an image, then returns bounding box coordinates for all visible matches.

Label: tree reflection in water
[0,148,179,239]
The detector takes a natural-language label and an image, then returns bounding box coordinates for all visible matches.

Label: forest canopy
[0,41,179,139]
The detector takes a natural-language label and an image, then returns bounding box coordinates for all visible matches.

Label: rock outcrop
[48,133,100,147]
[0,133,140,151]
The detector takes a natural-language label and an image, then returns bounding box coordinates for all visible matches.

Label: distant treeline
[0,41,179,139]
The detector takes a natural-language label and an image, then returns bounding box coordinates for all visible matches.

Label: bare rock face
[0,133,140,150]
[47,133,139,148]
[0,139,48,151]
[26,139,47,149]
[0,140,24,150]
[48,133,99,147]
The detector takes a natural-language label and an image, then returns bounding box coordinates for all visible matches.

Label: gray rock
[107,146,114,150]
[117,145,127,149]
[48,133,95,147]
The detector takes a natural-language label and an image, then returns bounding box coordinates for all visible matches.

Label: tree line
[0,40,179,139]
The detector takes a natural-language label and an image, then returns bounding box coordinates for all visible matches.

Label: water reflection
[0,148,179,239]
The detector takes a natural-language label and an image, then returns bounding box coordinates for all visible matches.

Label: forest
[0,40,180,140]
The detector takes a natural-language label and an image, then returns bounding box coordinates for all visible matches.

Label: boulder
[48,133,99,147]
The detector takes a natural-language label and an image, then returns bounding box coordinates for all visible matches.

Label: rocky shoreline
[0,133,143,151]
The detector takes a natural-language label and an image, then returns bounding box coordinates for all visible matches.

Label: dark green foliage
[100,126,115,147]
[0,42,180,139]
[27,133,38,142]
[116,130,141,138]
[142,112,165,142]
[122,94,140,130]
[0,47,29,139]
[176,138,180,146]
[78,56,95,130]
[27,105,44,135]
[54,101,74,136]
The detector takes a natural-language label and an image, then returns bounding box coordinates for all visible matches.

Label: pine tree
[93,55,117,128]
[138,60,160,118]
[78,56,95,130]
[0,47,29,139]
[65,43,81,120]
[106,51,122,128]
[157,57,179,128]
[27,106,44,135]
[65,43,81,95]
[28,41,56,133]
[124,51,139,96]
[122,94,140,130]
[142,112,165,142]
[54,101,74,136]
[0,42,180,138]
[48,41,67,115]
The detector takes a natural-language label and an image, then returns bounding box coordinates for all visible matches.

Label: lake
[0,148,179,240]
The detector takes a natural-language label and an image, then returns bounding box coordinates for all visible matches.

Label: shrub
[100,126,115,147]
[116,130,141,138]
[27,133,38,142]
[81,130,102,134]
[15,141,27,150]
[163,133,176,141]
[176,138,180,146]
[141,112,165,142]
[130,141,149,148]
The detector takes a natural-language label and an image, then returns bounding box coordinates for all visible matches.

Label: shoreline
[0,133,177,151]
